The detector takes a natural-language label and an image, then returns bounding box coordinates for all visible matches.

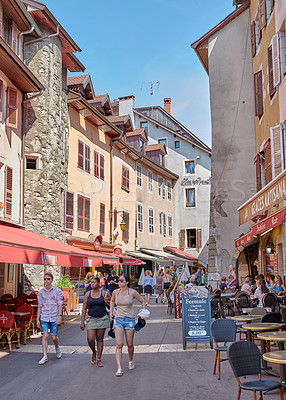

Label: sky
[45,0,235,147]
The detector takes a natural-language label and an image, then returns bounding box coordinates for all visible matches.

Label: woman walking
[84,271,94,293]
[227,265,237,289]
[80,277,110,367]
[155,270,164,303]
[110,274,145,377]
[143,270,153,306]
[163,268,171,303]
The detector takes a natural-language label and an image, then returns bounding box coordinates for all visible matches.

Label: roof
[164,246,198,262]
[134,107,211,154]
[191,1,249,74]
[67,74,89,86]
[67,74,95,100]
[126,128,147,142]
[107,115,129,123]
[145,143,167,155]
[91,95,107,103]
[3,0,41,36]
[62,53,85,73]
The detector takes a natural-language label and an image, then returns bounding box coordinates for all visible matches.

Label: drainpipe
[22,89,44,104]
[109,141,113,244]
[18,24,35,58]
[24,25,60,46]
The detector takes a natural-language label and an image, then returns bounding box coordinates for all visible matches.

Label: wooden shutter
[78,140,84,169]
[268,45,275,97]
[163,213,166,237]
[265,142,272,184]
[11,21,17,53]
[94,151,99,178]
[114,209,117,229]
[270,125,283,178]
[0,3,3,37]
[77,195,84,230]
[179,229,185,250]
[6,87,18,128]
[197,229,202,248]
[84,198,90,232]
[85,144,90,173]
[259,0,266,30]
[4,166,12,218]
[65,192,74,230]
[122,212,129,241]
[126,168,129,190]
[251,22,256,57]
[99,203,105,235]
[0,80,3,121]
[272,33,280,88]
[100,154,104,180]
[256,159,262,191]
[254,71,263,117]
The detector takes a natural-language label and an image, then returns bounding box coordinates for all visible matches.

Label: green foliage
[55,275,75,289]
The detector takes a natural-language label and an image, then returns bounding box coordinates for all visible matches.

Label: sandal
[91,351,97,364]
[116,368,124,377]
[97,359,104,367]
[128,361,135,370]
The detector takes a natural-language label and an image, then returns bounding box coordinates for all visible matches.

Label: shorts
[144,285,153,294]
[164,282,171,290]
[41,321,58,335]
[114,317,135,330]
[86,314,110,330]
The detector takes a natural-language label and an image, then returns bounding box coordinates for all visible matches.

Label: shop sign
[93,235,102,251]
[235,232,254,248]
[252,209,286,235]
[181,177,211,186]
[238,170,286,225]
[114,247,122,255]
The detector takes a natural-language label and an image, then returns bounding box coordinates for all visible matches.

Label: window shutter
[254,71,263,117]
[78,140,84,169]
[65,191,74,230]
[0,3,3,37]
[11,21,17,53]
[6,87,18,128]
[85,144,90,173]
[270,125,283,178]
[77,195,84,230]
[4,166,12,218]
[256,159,262,191]
[259,0,266,30]
[122,212,129,241]
[268,45,275,97]
[197,229,202,248]
[251,22,256,57]
[100,154,104,180]
[114,209,117,229]
[179,229,185,250]
[265,143,272,184]
[272,33,280,88]
[163,213,166,237]
[84,198,90,232]
[0,80,3,121]
[94,151,99,178]
[99,203,105,235]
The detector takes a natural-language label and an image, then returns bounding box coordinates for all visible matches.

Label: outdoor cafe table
[231,315,261,323]
[263,351,286,387]
[257,331,286,377]
[242,323,283,342]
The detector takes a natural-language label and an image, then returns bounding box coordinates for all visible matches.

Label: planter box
[62,287,75,313]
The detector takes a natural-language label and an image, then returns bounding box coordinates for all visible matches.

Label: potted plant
[55,276,75,313]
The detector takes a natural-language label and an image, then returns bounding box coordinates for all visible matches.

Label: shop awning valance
[163,246,198,262]
[0,224,119,268]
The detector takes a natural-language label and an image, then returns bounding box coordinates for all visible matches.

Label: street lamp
[109,210,127,231]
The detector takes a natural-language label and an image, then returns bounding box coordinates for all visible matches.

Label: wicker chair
[211,295,224,319]
[262,293,278,312]
[234,292,251,315]
[211,318,237,380]
[228,341,283,400]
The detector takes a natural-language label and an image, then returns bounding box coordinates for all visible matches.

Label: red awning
[252,208,286,235]
[235,231,255,248]
[0,224,119,267]
[163,246,198,262]
[120,255,142,265]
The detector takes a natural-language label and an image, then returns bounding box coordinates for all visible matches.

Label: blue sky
[47,0,235,146]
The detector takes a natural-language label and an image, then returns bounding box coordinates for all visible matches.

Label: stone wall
[22,24,69,290]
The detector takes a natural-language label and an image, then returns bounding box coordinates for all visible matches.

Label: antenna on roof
[141,81,160,117]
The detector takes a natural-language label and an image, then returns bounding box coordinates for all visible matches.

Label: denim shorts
[114,317,135,330]
[41,321,58,335]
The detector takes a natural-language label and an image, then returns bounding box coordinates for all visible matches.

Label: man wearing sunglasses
[37,272,63,365]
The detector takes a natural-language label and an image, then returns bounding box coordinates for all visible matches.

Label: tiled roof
[67,74,89,86]
[126,128,144,137]
[145,144,164,152]
[89,95,106,103]
[107,115,128,123]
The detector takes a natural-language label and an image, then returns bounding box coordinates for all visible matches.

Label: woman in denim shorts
[109,274,145,377]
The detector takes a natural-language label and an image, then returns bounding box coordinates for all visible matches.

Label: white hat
[137,309,150,319]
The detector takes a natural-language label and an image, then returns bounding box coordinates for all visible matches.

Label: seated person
[219,276,227,292]
[253,279,269,307]
[241,277,252,295]
[274,275,286,296]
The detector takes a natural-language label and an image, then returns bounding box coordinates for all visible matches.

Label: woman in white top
[253,279,269,307]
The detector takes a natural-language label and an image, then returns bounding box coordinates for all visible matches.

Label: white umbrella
[138,267,145,286]
[153,265,157,286]
[179,266,189,283]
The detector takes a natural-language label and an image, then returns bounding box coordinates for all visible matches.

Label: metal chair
[211,295,224,319]
[250,308,267,315]
[211,318,237,380]
[228,341,283,400]
[234,292,251,315]
[262,293,278,312]
[261,312,282,323]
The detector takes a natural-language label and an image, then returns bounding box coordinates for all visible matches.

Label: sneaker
[56,347,62,359]
[38,356,48,365]
[155,298,158,304]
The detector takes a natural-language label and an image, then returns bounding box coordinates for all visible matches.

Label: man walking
[195,267,203,286]
[37,271,63,365]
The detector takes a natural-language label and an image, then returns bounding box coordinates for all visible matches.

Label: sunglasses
[44,278,51,281]
[118,279,125,283]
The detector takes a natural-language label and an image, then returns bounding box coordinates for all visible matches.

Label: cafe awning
[126,250,166,263]
[140,248,192,263]
[120,255,144,265]
[164,246,198,262]
[0,224,119,268]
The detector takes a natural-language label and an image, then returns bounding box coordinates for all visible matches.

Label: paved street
[0,302,283,400]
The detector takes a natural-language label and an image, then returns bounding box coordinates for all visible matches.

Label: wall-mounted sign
[181,177,211,186]
[114,247,122,255]
[93,235,103,251]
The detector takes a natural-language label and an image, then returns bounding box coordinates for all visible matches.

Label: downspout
[18,24,35,58]
[24,25,60,46]
[109,140,113,244]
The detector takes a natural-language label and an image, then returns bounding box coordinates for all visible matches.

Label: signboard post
[181,290,212,350]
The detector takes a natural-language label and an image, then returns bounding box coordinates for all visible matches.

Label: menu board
[181,292,212,350]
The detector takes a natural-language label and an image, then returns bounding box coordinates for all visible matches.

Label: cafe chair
[261,312,282,324]
[0,303,8,311]
[250,308,267,315]
[228,341,283,400]
[61,291,69,321]
[211,318,237,380]
[263,293,278,312]
[30,300,38,335]
[15,304,33,344]
[0,294,13,301]
[234,292,251,315]
[211,295,225,319]
[0,310,21,351]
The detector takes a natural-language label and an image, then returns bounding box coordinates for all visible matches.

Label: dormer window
[140,139,144,153]
[160,154,164,167]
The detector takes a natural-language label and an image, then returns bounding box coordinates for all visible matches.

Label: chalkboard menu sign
[181,292,212,350]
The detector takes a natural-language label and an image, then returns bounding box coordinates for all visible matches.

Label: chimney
[164,98,171,114]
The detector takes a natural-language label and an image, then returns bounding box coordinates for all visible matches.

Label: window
[158,138,167,147]
[122,166,130,191]
[167,181,172,201]
[158,176,165,198]
[77,140,91,173]
[137,202,143,232]
[147,170,153,193]
[270,125,284,179]
[185,160,195,174]
[159,211,166,237]
[6,87,18,128]
[140,121,148,134]
[186,188,195,207]
[186,228,201,249]
[3,13,12,46]
[4,166,12,218]
[148,207,154,234]
[122,212,129,242]
[77,195,90,232]
[65,191,74,230]
[100,154,104,180]
[268,44,275,97]
[160,154,165,167]
[175,141,180,148]
[254,71,263,117]
[94,151,99,178]
[78,140,84,169]
[268,34,280,99]
[140,139,145,153]
[168,214,173,237]
[99,203,105,235]
[136,163,142,187]
[85,144,90,173]
[26,157,37,170]
[265,0,274,22]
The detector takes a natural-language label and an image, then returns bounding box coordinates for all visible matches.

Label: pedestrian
[163,267,172,303]
[219,276,227,292]
[155,270,164,304]
[84,271,94,293]
[108,270,119,296]
[227,265,237,289]
[143,270,153,306]
[97,271,105,288]
[105,266,114,291]
[170,266,177,283]
[80,277,111,366]
[37,271,63,365]
[109,273,145,377]
[195,267,203,285]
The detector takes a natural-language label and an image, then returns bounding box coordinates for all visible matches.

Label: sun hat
[134,317,146,332]
[137,309,150,319]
